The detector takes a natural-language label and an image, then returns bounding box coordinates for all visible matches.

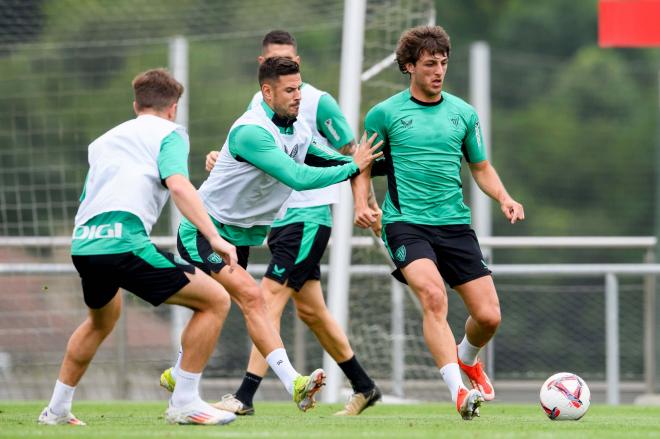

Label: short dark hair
[262,30,297,49]
[132,68,183,111]
[258,56,300,86]
[395,26,451,74]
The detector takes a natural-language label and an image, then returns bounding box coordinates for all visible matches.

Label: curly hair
[395,26,451,74]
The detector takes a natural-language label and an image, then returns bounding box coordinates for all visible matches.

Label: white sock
[171,368,201,408]
[172,346,183,380]
[457,336,481,366]
[440,363,466,402]
[266,348,299,395]
[48,380,76,416]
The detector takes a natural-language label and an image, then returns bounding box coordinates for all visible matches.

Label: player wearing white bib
[39,69,238,426]
[159,57,382,413]
[206,31,382,417]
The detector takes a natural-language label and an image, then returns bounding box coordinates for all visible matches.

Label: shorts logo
[207,253,222,264]
[481,259,488,269]
[395,245,407,262]
[272,264,286,277]
[400,118,413,129]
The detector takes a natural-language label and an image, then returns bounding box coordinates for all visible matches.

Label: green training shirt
[364,89,486,226]
[71,130,189,255]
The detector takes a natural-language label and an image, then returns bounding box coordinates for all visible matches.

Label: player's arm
[353,106,389,231]
[316,94,382,233]
[463,113,524,224]
[229,125,381,192]
[159,130,237,270]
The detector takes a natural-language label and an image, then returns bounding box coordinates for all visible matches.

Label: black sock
[337,355,374,394]
[234,372,262,406]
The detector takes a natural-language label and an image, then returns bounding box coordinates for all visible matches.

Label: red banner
[599,0,660,47]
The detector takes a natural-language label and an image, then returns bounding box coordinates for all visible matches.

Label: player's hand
[500,198,525,224]
[205,150,219,172]
[209,236,238,273]
[352,132,383,172]
[370,208,382,237]
[354,205,379,229]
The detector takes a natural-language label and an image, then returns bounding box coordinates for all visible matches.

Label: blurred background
[0,0,658,404]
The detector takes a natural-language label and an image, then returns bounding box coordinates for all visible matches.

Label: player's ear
[261,82,273,101]
[169,102,178,121]
[405,62,415,74]
[294,55,301,64]
[132,101,139,116]
[257,55,265,64]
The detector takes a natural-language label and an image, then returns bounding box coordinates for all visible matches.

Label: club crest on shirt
[283,143,299,158]
[449,115,461,130]
[400,118,413,129]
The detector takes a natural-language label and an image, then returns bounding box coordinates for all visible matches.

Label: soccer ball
[539,372,590,420]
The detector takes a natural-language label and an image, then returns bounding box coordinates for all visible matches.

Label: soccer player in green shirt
[203,31,381,417]
[39,69,238,426]
[354,25,525,420]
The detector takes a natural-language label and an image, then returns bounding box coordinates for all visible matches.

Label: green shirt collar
[260,100,296,135]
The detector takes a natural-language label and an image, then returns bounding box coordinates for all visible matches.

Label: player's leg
[453,275,500,401]
[384,222,482,419]
[39,288,121,426]
[175,225,324,410]
[217,277,292,415]
[400,259,482,419]
[212,266,325,410]
[293,279,381,416]
[162,267,236,425]
[436,225,498,401]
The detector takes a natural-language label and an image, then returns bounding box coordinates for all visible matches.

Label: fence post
[605,273,620,405]
[643,249,656,392]
[391,278,405,398]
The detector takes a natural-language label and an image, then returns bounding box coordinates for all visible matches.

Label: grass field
[1,401,659,439]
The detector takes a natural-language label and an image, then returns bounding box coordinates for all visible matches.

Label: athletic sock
[171,368,201,408]
[439,363,466,402]
[48,380,76,416]
[172,345,183,379]
[234,372,262,406]
[457,336,481,366]
[337,355,374,394]
[265,348,299,395]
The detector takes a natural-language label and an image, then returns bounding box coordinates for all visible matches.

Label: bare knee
[237,285,266,315]
[416,284,448,318]
[209,290,231,320]
[296,303,321,327]
[473,305,501,333]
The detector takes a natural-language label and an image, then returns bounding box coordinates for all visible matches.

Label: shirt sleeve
[228,125,359,192]
[462,110,487,163]
[304,136,354,167]
[364,104,388,153]
[158,129,190,180]
[316,94,355,149]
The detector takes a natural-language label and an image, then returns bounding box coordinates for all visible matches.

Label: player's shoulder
[442,91,477,116]
[366,89,409,121]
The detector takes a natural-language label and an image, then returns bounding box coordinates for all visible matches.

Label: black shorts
[382,222,491,288]
[264,222,332,292]
[177,227,250,274]
[71,244,195,309]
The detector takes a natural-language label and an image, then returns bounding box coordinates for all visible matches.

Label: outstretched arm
[229,125,381,192]
[469,160,524,224]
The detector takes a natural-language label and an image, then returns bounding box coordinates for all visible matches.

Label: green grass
[1,401,659,439]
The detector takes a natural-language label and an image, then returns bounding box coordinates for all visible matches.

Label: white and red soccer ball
[540,372,591,420]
